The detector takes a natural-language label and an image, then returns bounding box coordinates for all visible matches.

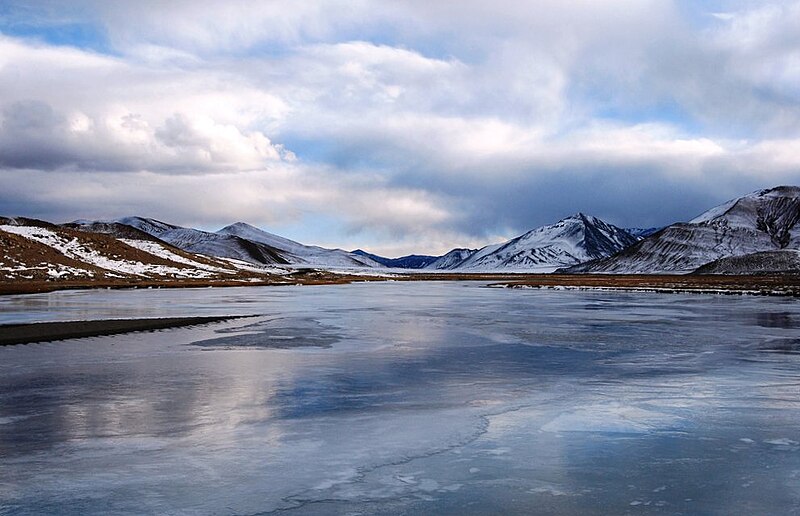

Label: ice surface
[1,282,800,514]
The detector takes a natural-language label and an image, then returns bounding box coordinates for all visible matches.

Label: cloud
[1,1,800,255]
[0,164,456,249]
[0,36,290,173]
[29,0,380,54]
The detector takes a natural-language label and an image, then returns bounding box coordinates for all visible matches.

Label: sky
[1,1,799,256]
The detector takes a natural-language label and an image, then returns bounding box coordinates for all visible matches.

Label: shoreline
[0,272,555,296]
[1,272,799,298]
[0,316,253,346]
[489,273,800,296]
[490,284,800,296]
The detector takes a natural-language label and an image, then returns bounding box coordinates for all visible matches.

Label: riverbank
[490,273,800,296]
[2,271,799,297]
[0,271,550,296]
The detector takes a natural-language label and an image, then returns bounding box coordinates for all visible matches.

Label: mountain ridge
[3,185,800,279]
[218,222,380,268]
[563,186,800,274]
[430,213,638,272]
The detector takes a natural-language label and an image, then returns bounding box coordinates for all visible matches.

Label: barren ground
[3,271,800,296]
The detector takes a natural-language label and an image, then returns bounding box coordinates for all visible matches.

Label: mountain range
[563,186,800,274]
[2,186,800,282]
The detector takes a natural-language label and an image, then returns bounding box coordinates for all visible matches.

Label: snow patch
[1,225,214,278]
[119,239,236,274]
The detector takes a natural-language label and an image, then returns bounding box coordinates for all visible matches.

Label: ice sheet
[1,282,799,514]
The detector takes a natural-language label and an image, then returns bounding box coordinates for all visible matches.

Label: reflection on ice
[539,403,682,434]
[192,316,341,349]
[1,282,800,514]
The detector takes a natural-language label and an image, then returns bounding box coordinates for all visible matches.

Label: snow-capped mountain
[114,217,291,266]
[0,217,262,281]
[7,185,798,281]
[431,214,638,272]
[565,186,800,274]
[218,222,380,268]
[69,218,378,268]
[426,248,478,270]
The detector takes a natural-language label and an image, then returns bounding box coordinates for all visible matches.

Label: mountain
[351,249,439,269]
[63,220,167,242]
[68,218,378,268]
[7,185,798,280]
[694,250,800,275]
[564,186,800,274]
[432,214,637,272]
[218,222,380,268]
[113,217,291,266]
[426,248,478,270]
[0,217,264,282]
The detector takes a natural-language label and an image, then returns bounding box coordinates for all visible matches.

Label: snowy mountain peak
[217,222,305,252]
[218,222,380,268]
[688,186,800,248]
[691,186,800,225]
[563,212,595,223]
[567,184,800,274]
[220,221,273,235]
[754,185,800,198]
[429,214,637,272]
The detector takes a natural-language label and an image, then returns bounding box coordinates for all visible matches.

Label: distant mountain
[426,248,478,270]
[564,186,800,274]
[113,217,291,266]
[351,249,438,269]
[6,185,799,280]
[68,218,378,268]
[432,214,637,272]
[218,222,380,268]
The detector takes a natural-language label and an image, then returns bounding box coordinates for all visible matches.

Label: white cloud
[710,3,800,105]
[1,1,800,253]
[0,36,290,172]
[86,0,378,52]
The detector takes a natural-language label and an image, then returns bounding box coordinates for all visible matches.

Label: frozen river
[1,282,799,514]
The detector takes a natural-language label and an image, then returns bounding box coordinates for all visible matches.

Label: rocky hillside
[0,217,278,284]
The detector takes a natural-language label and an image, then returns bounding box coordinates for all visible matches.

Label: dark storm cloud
[0,100,71,169]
